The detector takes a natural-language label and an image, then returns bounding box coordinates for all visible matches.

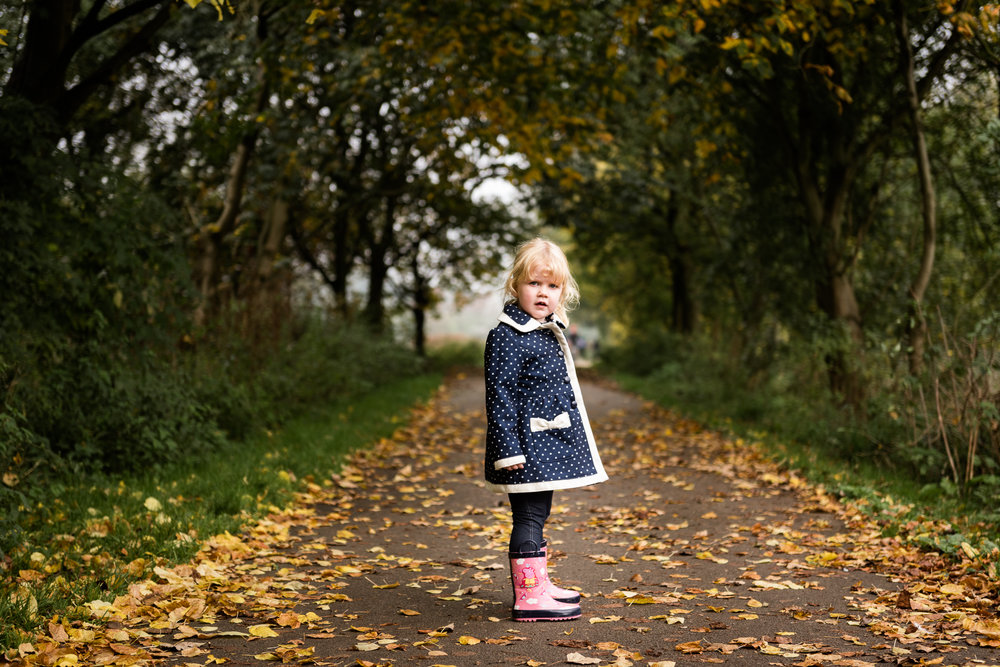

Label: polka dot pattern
[484,303,609,493]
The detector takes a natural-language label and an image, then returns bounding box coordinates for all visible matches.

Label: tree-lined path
[24,373,1000,666]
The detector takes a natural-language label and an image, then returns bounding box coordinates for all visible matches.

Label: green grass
[0,373,442,650]
[425,338,484,371]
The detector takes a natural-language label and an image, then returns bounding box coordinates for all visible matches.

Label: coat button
[563,377,570,383]
[571,400,578,408]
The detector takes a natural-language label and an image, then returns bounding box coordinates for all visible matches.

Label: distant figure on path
[483,238,609,621]
[567,323,586,360]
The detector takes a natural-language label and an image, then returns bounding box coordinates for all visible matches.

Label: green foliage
[893,313,1000,496]
[425,339,485,372]
[253,322,424,423]
[0,318,427,553]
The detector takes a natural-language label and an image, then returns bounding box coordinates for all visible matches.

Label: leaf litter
[3,377,999,666]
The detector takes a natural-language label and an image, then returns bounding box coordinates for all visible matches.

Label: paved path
[148,373,999,667]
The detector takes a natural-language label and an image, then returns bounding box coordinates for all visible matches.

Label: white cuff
[494,455,527,470]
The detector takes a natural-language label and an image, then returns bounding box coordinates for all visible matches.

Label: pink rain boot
[540,539,581,604]
[509,550,581,621]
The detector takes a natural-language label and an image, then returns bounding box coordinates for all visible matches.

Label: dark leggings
[508,490,553,554]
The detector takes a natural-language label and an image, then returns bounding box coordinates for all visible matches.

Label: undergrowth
[606,331,1000,579]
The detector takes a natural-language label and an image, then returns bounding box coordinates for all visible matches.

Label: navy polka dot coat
[483,303,609,493]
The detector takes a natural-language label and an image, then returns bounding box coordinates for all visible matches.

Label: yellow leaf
[674,640,703,654]
[373,582,399,589]
[960,542,979,559]
[963,617,1000,639]
[143,497,162,511]
[274,611,300,628]
[66,628,95,642]
[248,624,279,638]
[939,583,965,596]
[253,653,278,661]
[399,609,421,616]
[54,655,79,667]
[458,636,480,645]
[306,9,325,24]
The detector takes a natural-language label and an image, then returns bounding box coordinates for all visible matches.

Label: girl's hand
[503,463,524,471]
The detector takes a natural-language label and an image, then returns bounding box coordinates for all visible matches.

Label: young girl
[484,238,608,621]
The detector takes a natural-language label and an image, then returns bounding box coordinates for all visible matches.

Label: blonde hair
[503,238,580,322]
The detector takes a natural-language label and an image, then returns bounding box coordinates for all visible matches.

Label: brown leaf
[674,641,703,654]
[48,623,69,643]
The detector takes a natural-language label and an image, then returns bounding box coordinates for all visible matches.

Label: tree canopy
[1,0,998,493]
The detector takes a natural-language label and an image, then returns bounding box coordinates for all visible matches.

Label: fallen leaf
[674,641,703,654]
[248,625,279,638]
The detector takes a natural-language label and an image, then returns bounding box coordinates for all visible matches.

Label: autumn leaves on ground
[7,374,1000,667]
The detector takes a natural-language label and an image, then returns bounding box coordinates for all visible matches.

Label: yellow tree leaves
[182,0,234,21]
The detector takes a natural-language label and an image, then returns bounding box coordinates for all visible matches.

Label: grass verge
[0,373,442,651]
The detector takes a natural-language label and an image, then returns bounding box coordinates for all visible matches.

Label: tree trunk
[6,0,173,125]
[192,3,270,327]
[412,304,427,357]
[895,0,937,376]
[193,130,258,327]
[332,208,351,318]
[363,196,396,331]
[240,196,290,343]
[5,0,80,106]
[816,269,864,406]
[796,139,865,407]
[662,198,697,334]
[255,198,288,286]
[411,261,431,357]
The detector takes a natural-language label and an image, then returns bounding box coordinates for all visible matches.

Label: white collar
[498,312,567,333]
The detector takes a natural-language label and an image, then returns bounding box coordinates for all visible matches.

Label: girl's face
[517,269,563,321]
